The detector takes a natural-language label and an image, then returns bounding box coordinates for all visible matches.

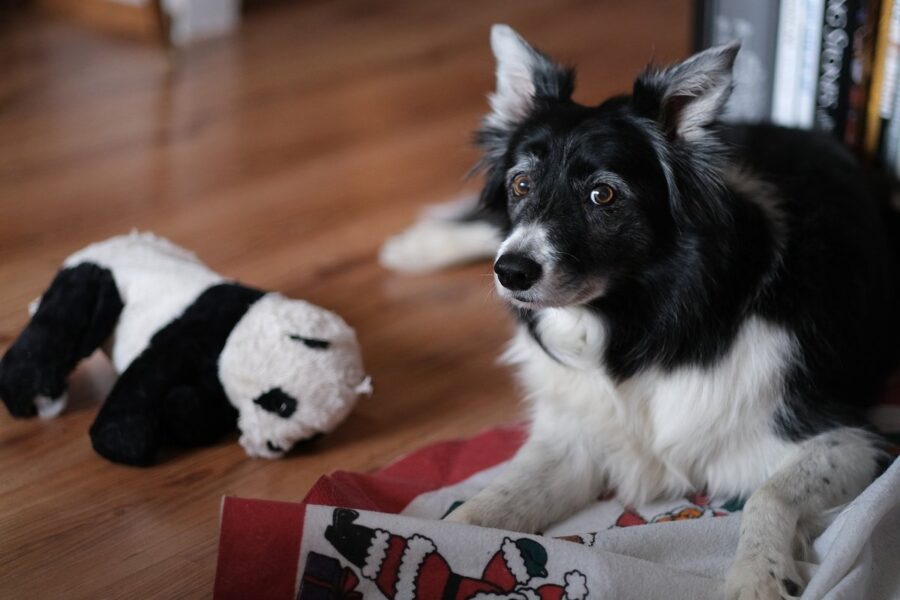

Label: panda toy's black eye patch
[254,387,297,418]
[288,334,331,350]
[266,441,285,453]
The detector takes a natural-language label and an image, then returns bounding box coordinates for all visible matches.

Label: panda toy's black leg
[89,342,237,466]
[161,384,237,448]
[88,344,179,466]
[91,281,261,466]
[0,263,123,418]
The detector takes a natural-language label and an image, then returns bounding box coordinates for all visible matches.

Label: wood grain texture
[36,0,165,41]
[0,1,691,597]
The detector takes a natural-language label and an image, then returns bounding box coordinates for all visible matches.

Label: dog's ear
[632,42,739,142]
[474,26,572,223]
[484,24,574,132]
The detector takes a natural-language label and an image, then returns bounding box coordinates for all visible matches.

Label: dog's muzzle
[494,253,542,291]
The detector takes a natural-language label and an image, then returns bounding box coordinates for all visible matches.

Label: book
[773,0,807,125]
[796,0,827,126]
[693,0,900,169]
[844,0,878,149]
[885,77,900,173]
[706,0,781,122]
[874,0,900,160]
[864,0,894,155]
[814,0,864,137]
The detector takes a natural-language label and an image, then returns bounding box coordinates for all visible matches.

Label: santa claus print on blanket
[283,425,751,600]
[298,508,588,600]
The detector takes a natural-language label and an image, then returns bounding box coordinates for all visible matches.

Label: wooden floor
[0,1,691,597]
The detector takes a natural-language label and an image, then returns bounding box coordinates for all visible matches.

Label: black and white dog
[382,26,899,599]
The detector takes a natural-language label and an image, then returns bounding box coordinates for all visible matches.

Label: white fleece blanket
[289,430,900,600]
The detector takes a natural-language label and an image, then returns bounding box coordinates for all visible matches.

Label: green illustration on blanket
[611,492,745,529]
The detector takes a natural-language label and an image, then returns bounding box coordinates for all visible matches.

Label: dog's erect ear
[485,24,574,131]
[632,42,739,142]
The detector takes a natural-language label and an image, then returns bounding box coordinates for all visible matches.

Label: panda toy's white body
[62,233,226,372]
[0,232,371,465]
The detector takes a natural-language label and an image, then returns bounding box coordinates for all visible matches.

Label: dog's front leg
[725,427,884,600]
[445,426,603,533]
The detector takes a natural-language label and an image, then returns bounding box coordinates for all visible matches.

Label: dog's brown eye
[590,184,615,205]
[511,174,531,198]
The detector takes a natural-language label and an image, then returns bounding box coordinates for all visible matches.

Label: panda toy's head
[218,293,371,458]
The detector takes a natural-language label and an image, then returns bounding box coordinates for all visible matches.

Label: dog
[381,25,899,599]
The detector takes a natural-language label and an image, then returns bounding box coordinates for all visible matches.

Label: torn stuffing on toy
[0,231,371,466]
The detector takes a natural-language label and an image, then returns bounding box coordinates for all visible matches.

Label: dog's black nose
[494,254,542,291]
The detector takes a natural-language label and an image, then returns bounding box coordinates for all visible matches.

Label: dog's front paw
[725,552,803,600]
[379,219,500,273]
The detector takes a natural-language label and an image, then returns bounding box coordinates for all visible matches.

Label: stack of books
[695,0,900,175]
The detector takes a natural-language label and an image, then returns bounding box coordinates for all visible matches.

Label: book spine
[708,0,780,122]
[797,0,827,126]
[843,0,877,149]
[877,1,900,158]
[756,1,783,120]
[693,0,715,51]
[814,0,863,137]
[886,77,900,172]
[773,0,805,125]
[864,0,893,155]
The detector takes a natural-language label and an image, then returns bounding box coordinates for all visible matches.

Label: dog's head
[479,25,739,309]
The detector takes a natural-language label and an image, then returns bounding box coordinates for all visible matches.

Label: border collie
[382,25,898,599]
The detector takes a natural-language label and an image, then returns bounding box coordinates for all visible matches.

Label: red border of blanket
[212,425,526,600]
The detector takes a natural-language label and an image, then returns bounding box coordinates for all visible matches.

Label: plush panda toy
[0,232,371,466]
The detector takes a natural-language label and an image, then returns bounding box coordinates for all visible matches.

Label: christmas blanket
[214,380,900,600]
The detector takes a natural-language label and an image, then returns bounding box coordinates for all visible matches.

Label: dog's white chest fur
[505,307,800,504]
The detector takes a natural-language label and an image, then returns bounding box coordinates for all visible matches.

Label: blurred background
[0,1,693,597]
[0,0,694,297]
